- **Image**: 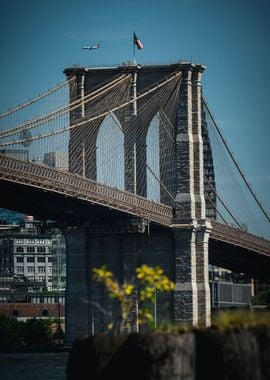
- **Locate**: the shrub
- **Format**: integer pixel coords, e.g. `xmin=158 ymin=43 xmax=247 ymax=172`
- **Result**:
xmin=212 ymin=308 xmax=270 ymax=330
xmin=92 ymin=264 xmax=174 ymax=333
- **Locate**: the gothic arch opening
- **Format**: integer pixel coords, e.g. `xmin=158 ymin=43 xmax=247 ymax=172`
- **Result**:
xmin=96 ymin=113 xmax=124 ymax=189
xmin=146 ymin=113 xmax=160 ymax=202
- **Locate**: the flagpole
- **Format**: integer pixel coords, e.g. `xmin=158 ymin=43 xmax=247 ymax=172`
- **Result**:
xmin=133 ymin=32 xmax=136 ymax=64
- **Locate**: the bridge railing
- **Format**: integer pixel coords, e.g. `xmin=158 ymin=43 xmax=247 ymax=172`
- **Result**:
xmin=211 ymin=221 xmax=270 ymax=256
xmin=1 ymin=154 xmax=270 ymax=256
xmin=0 ymin=154 xmax=173 ymax=226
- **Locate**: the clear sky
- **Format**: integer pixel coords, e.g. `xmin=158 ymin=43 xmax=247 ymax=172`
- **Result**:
xmin=0 ymin=0 xmax=269 ymax=234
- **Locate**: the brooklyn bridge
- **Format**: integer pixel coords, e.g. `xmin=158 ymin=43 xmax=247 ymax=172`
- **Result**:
xmin=0 ymin=61 xmax=269 ymax=342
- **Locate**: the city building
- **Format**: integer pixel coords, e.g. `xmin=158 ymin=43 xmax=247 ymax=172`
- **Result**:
xmin=44 ymin=151 xmax=69 ymax=171
xmin=51 ymin=230 xmax=66 ymax=290
xmin=0 ymin=148 xmax=29 ymax=161
xmin=209 ymin=265 xmax=252 ymax=309
xmin=0 ymin=217 xmax=66 ymax=294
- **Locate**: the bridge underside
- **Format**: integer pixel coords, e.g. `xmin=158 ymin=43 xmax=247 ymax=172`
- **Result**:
xmin=209 ymin=239 xmax=270 ymax=281
xmin=0 ymin=179 xmax=130 ymax=225
xmin=1 ymin=178 xmax=269 ymax=281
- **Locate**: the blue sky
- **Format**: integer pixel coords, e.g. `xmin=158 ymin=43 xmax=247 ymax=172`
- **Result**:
xmin=0 ymin=0 xmax=269 ymax=234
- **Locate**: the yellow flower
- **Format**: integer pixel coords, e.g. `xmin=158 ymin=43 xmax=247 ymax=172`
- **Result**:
xmin=123 ymin=284 xmax=134 ymax=295
xmin=92 ymin=264 xmax=174 ymax=332
xmin=107 ymin=322 xmax=114 ymax=330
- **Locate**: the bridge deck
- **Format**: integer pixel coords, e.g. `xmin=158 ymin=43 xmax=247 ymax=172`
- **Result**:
xmin=0 ymin=154 xmax=173 ymax=226
xmin=0 ymin=154 xmax=269 ymax=259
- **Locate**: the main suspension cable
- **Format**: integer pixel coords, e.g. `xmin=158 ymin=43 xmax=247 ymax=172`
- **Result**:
xmin=202 ymin=98 xmax=270 ymax=224
xmin=0 ymin=77 xmax=75 ymax=120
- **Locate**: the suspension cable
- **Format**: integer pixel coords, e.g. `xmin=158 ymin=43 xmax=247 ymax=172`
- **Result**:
xmin=204 ymin=175 xmax=243 ymax=229
xmin=1 ymin=72 xmax=182 ymax=147
xmin=204 ymin=191 xmax=229 ymax=225
xmin=202 ymin=97 xmax=270 ymax=224
xmin=0 ymin=77 xmax=76 ymax=120
xmin=146 ymin=164 xmax=175 ymax=202
xmin=0 ymin=75 xmax=129 ymax=139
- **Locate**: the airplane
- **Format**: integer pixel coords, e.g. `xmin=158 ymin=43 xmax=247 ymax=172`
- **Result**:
xmin=81 ymin=44 xmax=100 ymax=50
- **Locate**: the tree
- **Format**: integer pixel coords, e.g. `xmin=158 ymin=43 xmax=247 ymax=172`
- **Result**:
xmin=22 ymin=318 xmax=53 ymax=346
xmin=92 ymin=264 xmax=174 ymax=333
xmin=252 ymin=289 xmax=270 ymax=307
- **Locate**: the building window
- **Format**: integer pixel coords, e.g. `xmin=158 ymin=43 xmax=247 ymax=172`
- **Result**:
xmin=17 ymin=267 xmax=24 ymax=273
xmin=48 ymin=257 xmax=52 ymax=263
xmin=38 ymin=276 xmax=46 ymax=282
xmin=42 ymin=309 xmax=49 ymax=317
xmin=27 ymin=256 xmax=35 ymax=263
xmin=12 ymin=309 xmax=19 ymax=317
xmin=27 ymin=266 xmax=35 ymax=273
xmin=27 ymin=246 xmax=35 ymax=253
xmin=47 ymin=267 xmax=52 ymax=272
xmin=37 ymin=257 xmax=45 ymax=263
xmin=38 ymin=266 xmax=46 ymax=273
xmin=25 ymin=239 xmax=35 ymax=244
xmin=16 ymin=257 xmax=24 ymax=263
xmin=37 ymin=247 xmax=46 ymax=253
xmin=16 ymin=247 xmax=24 ymax=253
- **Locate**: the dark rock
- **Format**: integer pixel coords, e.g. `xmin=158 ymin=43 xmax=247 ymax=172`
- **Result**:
xmin=195 ymin=327 xmax=261 ymax=380
xmin=66 ymin=334 xmax=127 ymax=380
xmin=250 ymin=325 xmax=270 ymax=380
xmin=99 ymin=332 xmax=195 ymax=380
xmin=66 ymin=327 xmax=270 ymax=380
xmin=66 ymin=332 xmax=195 ymax=380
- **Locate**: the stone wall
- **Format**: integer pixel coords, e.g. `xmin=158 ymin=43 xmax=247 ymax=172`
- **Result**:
xmin=66 ymin=327 xmax=270 ymax=380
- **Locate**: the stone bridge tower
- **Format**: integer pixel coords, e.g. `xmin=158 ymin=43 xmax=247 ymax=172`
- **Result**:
xmin=63 ymin=62 xmax=211 ymax=343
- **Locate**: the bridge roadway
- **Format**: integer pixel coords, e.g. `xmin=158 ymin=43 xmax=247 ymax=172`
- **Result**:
xmin=0 ymin=153 xmax=270 ymax=279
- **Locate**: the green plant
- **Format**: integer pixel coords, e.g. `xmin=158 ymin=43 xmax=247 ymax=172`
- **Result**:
xmin=0 ymin=314 xmax=24 ymax=348
xmin=92 ymin=264 xmax=174 ymax=332
xmin=0 ymin=315 xmax=57 ymax=348
xmin=21 ymin=318 xmax=53 ymax=346
xmin=212 ymin=308 xmax=270 ymax=331
xmin=252 ymin=289 xmax=270 ymax=306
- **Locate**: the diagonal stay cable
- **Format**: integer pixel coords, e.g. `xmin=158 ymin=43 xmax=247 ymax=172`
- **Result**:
xmin=202 ymin=97 xmax=270 ymax=224
xmin=1 ymin=72 xmax=182 ymax=147
xmin=204 ymin=174 xmax=243 ymax=229
xmin=0 ymin=77 xmax=76 ymax=120
xmin=0 ymin=75 xmax=129 ymax=139
xmin=204 ymin=191 xmax=229 ymax=225
xmin=146 ymin=164 xmax=175 ymax=202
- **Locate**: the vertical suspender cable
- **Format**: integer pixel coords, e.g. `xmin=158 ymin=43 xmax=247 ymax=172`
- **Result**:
xmin=202 ymin=98 xmax=270 ymax=223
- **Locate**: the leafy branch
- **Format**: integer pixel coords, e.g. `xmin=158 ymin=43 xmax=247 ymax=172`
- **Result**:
xmin=92 ymin=264 xmax=174 ymax=333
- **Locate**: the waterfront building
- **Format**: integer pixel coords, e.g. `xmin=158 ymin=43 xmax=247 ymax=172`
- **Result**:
xmin=0 ymin=217 xmax=66 ymax=293
xmin=209 ymin=265 xmax=252 ymax=309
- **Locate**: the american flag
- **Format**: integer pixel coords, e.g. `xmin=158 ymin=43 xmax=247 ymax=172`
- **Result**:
xmin=134 ymin=32 xmax=144 ymax=49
